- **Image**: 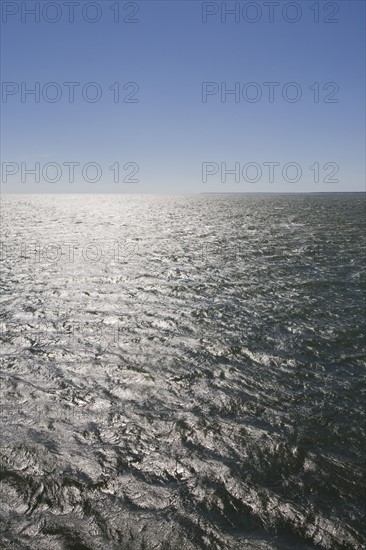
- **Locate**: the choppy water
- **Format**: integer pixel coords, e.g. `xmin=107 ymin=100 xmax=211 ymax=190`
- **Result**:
xmin=0 ymin=194 xmax=365 ymax=550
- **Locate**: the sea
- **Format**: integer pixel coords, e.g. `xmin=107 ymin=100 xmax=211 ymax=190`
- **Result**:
xmin=0 ymin=193 xmax=365 ymax=550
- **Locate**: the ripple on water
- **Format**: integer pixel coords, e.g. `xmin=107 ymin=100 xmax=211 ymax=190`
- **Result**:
xmin=0 ymin=194 xmax=365 ymax=549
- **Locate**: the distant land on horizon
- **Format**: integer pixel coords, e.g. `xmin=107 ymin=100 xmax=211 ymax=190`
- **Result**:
xmin=200 ymin=191 xmax=366 ymax=195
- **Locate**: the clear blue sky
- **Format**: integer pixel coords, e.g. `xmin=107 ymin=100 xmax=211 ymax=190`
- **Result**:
xmin=1 ymin=0 xmax=365 ymax=193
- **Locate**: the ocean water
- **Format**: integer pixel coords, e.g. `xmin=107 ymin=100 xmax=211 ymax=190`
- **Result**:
xmin=0 ymin=193 xmax=365 ymax=550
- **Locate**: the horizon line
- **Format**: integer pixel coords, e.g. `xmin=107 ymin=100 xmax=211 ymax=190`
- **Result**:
xmin=1 ymin=191 xmax=365 ymax=196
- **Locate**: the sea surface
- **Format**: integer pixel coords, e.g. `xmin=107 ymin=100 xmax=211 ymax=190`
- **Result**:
xmin=0 ymin=193 xmax=365 ymax=550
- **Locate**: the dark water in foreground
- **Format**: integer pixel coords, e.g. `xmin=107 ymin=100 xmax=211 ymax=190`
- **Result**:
xmin=0 ymin=194 xmax=365 ymax=550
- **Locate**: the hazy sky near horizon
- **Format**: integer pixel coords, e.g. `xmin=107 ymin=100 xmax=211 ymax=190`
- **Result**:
xmin=1 ymin=0 xmax=365 ymax=193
